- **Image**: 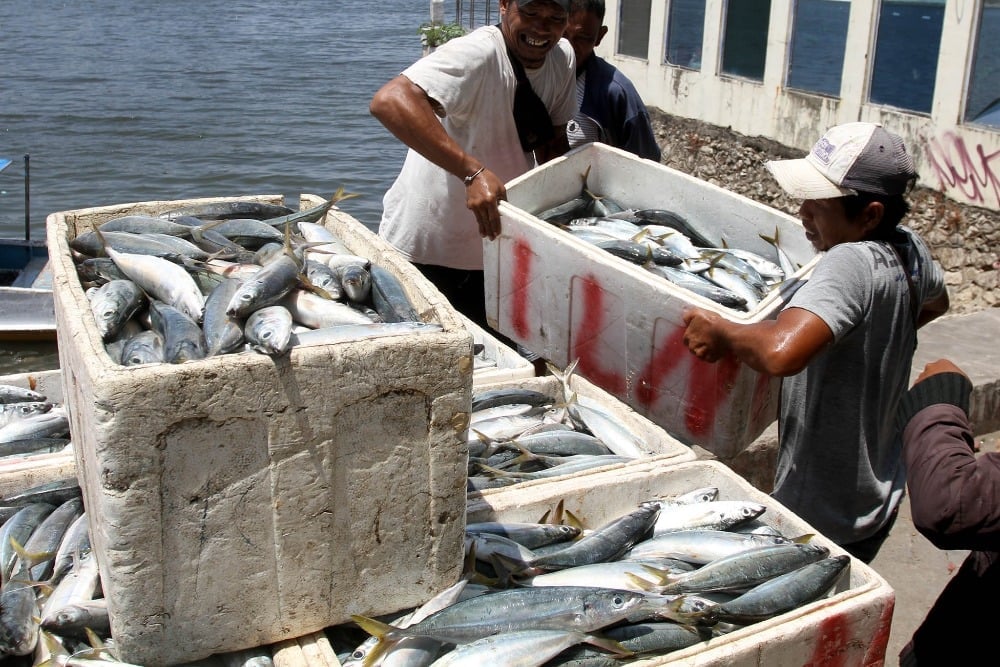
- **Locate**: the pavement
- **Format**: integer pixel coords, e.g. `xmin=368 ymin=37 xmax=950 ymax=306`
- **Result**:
xmin=721 ymin=307 xmax=1000 ymax=665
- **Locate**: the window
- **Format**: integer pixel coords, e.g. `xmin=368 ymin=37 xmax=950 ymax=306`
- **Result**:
xmin=786 ymin=0 xmax=850 ymax=96
xmin=720 ymin=0 xmax=772 ymax=80
xmin=869 ymin=0 xmax=945 ymax=114
xmin=618 ymin=0 xmax=653 ymax=59
xmin=665 ymin=0 xmax=706 ymax=70
xmin=965 ymin=1 xmax=1000 ymax=128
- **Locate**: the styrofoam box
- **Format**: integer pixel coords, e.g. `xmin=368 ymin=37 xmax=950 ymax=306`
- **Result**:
xmin=466 ymin=459 xmax=895 ymax=666
xmin=468 ymin=373 xmax=696 ymax=500
xmin=485 ymin=143 xmax=820 ymax=459
xmin=461 ymin=315 xmax=536 ymax=388
xmin=0 ymin=369 xmax=76 ymax=498
xmin=46 ymin=194 xmax=473 ymax=666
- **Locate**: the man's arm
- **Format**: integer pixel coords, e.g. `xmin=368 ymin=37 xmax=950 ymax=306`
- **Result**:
xmin=682 ymin=306 xmax=834 ymax=376
xmin=370 ymin=74 xmax=505 ymax=240
xmin=917 ymin=289 xmax=949 ymax=329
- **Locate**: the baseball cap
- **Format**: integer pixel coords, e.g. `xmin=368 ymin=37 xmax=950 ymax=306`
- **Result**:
xmin=517 ymin=0 xmax=572 ymax=10
xmin=765 ymin=122 xmax=917 ymax=199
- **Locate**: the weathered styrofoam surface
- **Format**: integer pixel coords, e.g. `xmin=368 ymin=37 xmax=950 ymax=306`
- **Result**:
xmin=461 ymin=315 xmax=535 ymax=388
xmin=484 ymin=143 xmax=820 ymax=458
xmin=467 ymin=459 xmax=894 ymax=666
xmin=468 ymin=374 xmax=695 ymax=500
xmin=0 ymin=369 xmax=75 ymax=498
xmin=47 ymin=195 xmax=473 ymax=667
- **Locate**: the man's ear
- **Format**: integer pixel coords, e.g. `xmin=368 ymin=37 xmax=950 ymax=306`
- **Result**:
xmin=860 ymin=201 xmax=885 ymax=235
xmin=595 ymin=25 xmax=609 ymax=48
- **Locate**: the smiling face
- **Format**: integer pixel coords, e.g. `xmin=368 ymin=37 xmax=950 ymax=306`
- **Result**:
xmin=500 ymin=0 xmax=570 ymax=69
xmin=564 ymin=8 xmax=607 ymax=70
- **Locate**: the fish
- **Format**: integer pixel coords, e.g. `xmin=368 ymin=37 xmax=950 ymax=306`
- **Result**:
xmin=615 ymin=208 xmax=722 ymax=249
xmin=471 ymin=388 xmax=553 ymax=412
xmin=623 ymin=529 xmax=793 ymax=565
xmin=759 ymin=226 xmax=799 ymax=279
xmin=160 ymin=200 xmax=295 ymax=222
xmin=0 ymin=385 xmax=46 ymax=404
xmin=1 ymin=479 xmax=81 ymax=507
xmin=0 ymin=502 xmax=55 ymax=581
xmin=70 ymin=230 xmax=191 ymax=259
xmin=290 ymin=322 xmax=443 ymax=348
xmin=508 ymin=504 xmax=660 ymax=575
xmin=710 ymin=555 xmax=850 ymax=624
xmin=226 ymin=252 xmax=301 ymax=318
xmin=0 ymin=401 xmax=52 ymax=429
xmin=120 ymin=329 xmax=165 ymax=366
xmin=260 ymin=188 xmax=357 ymax=231
xmin=40 ymin=598 xmax=110 ymax=639
xmin=280 ymin=290 xmax=376 ymax=329
xmin=196 ymin=218 xmax=286 ymax=250
xmin=644 ymin=264 xmax=748 ymax=310
xmin=351 ymin=586 xmax=648 ymax=659
xmin=100 ymin=237 xmax=205 ymax=324
xmin=652 ymin=500 xmax=767 ymax=535
xmin=15 ymin=496 xmax=84 ymax=582
xmin=39 ymin=548 xmax=101 ymax=629
xmin=0 ymin=407 xmax=70 ymax=444
xmin=337 ymin=263 xmax=372 ymax=303
xmin=202 ymin=278 xmax=247 ymax=357
xmin=0 ymin=577 xmax=39 ymax=656
xmin=148 ymin=299 xmax=207 ymax=363
xmin=50 ymin=512 xmax=91 ymax=585
xmin=98 ymin=214 xmax=196 ymax=236
xmin=428 ymin=629 xmax=628 ymax=667
xmin=657 ymin=542 xmax=830 ymax=595
xmin=87 ymin=279 xmax=147 ymax=341
xmin=465 ymin=522 xmax=581 ymax=551
xmin=245 ymin=305 xmax=294 ymax=356
xmin=0 ymin=437 xmax=71 ymax=460
xmin=369 ymin=265 xmax=420 ymax=323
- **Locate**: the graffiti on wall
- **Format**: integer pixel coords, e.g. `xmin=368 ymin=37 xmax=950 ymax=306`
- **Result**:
xmin=924 ymin=132 xmax=1000 ymax=209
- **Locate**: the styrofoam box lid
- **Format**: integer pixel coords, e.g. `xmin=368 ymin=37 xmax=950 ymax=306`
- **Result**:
xmin=468 ymin=374 xmax=696 ymax=500
xmin=467 ymin=459 xmax=894 ymax=666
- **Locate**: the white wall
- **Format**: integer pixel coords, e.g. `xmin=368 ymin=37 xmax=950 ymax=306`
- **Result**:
xmin=599 ymin=0 xmax=1000 ymax=211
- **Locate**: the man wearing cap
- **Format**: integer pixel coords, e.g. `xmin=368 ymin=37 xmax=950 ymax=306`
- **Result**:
xmin=682 ymin=122 xmax=950 ymax=563
xmin=370 ymin=0 xmax=575 ymax=333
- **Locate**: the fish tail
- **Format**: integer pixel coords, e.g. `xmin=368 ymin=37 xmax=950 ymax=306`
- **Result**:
xmin=583 ymin=634 xmax=634 ymax=658
xmin=350 ymin=615 xmax=400 ymax=666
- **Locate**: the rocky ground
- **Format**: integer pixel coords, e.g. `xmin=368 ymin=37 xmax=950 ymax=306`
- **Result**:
xmin=647 ymin=109 xmax=1000 ymax=314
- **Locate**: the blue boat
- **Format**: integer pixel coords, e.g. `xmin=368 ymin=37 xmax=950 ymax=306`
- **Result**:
xmin=0 ymin=156 xmax=55 ymax=341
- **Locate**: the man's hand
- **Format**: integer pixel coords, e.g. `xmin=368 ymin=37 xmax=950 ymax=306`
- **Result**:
xmin=682 ymin=307 xmax=728 ymax=362
xmin=465 ymin=168 xmax=506 ymax=241
xmin=915 ymin=359 xmax=969 ymax=384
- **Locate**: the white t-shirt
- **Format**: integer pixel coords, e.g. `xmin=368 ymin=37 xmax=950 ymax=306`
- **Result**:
xmin=378 ymin=26 xmax=576 ymax=270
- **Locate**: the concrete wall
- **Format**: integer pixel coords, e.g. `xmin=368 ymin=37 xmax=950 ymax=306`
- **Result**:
xmin=600 ymin=0 xmax=1000 ymax=212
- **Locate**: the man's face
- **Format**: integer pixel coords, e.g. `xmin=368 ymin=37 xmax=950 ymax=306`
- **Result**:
xmin=501 ymin=0 xmax=570 ymax=69
xmin=798 ymin=197 xmax=871 ymax=252
xmin=564 ymin=9 xmax=607 ymax=69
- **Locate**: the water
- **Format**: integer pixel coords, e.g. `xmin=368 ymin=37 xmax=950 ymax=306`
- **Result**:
xmin=1 ymin=0 xmax=428 ymax=374
xmin=0 ymin=0 xmax=428 ymax=238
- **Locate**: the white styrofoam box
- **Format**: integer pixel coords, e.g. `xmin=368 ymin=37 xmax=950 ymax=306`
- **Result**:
xmin=468 ymin=373 xmax=696 ymax=500
xmin=466 ymin=459 xmax=894 ymax=666
xmin=47 ymin=195 xmax=473 ymax=666
xmin=0 ymin=369 xmax=75 ymax=498
xmin=484 ymin=143 xmax=820 ymax=458
xmin=461 ymin=315 xmax=536 ymax=388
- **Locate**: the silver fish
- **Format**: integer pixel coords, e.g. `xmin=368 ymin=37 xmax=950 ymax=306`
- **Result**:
xmin=203 ymin=278 xmax=247 ymax=357
xmin=0 ymin=385 xmax=46 ymax=404
xmin=0 ymin=401 xmax=52 ymax=429
xmin=226 ymin=253 xmax=301 ymax=318
xmin=429 ymin=629 xmax=622 ymax=667
xmin=337 ymin=263 xmax=372 ymax=304
xmin=121 ymin=329 xmax=165 ymax=366
xmin=40 ymin=598 xmax=110 ymax=638
xmin=88 ymin=279 xmax=146 ymax=341
xmin=652 ymin=500 xmax=767 ymax=535
xmin=149 ymin=300 xmax=206 ymax=363
xmin=280 ymin=289 xmax=374 ymax=328
xmin=658 ymin=542 xmax=830 ymax=595
xmin=0 ymin=407 xmax=70 ymax=444
xmin=0 ymin=502 xmax=55 ymax=581
xmin=245 ymin=305 xmax=294 ymax=356
xmin=370 ymin=265 xmax=420 ymax=323
xmin=103 ymin=243 xmax=205 ymax=324
xmin=624 ymin=529 xmax=792 ymax=565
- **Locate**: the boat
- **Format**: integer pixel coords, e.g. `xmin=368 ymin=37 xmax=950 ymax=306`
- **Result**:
xmin=0 ymin=156 xmax=55 ymax=341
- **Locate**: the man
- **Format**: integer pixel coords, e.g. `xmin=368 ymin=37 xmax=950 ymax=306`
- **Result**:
xmin=370 ymin=0 xmax=576 ymax=331
xmin=682 ymin=122 xmax=949 ymax=562
xmin=563 ymin=0 xmax=661 ymax=161
xmin=897 ymin=359 xmax=999 ymax=665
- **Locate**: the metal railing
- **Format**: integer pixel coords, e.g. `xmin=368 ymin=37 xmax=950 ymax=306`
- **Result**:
xmin=431 ymin=0 xmax=494 ymax=32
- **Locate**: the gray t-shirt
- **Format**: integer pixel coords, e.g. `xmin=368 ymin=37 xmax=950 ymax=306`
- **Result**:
xmin=772 ymin=226 xmax=946 ymax=545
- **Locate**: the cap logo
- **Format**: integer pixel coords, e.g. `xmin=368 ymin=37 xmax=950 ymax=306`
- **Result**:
xmin=813 ymin=137 xmax=836 ymax=165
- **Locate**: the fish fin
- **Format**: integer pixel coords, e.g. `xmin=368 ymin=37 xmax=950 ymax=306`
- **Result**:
xmin=8 ymin=537 xmax=55 ymax=580
xmin=580 ymin=164 xmax=593 ymax=192
xmin=624 ymin=572 xmax=661 ymax=592
xmin=792 ymin=533 xmax=817 ymax=543
xmin=564 ymin=508 xmax=585 ymax=531
xmin=638 ymin=563 xmax=673 ymax=584
xmin=350 ymin=615 xmax=401 ymax=667
xmin=582 ymin=634 xmax=635 ymax=658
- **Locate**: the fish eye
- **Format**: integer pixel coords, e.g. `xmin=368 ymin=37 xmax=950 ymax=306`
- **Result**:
xmin=613 ymin=594 xmax=625 ymax=605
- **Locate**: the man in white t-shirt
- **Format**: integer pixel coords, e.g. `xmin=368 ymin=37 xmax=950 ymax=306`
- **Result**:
xmin=370 ymin=0 xmax=576 ymax=332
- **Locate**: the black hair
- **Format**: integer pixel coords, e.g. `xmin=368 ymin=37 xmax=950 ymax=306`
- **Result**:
xmin=570 ymin=0 xmax=605 ymax=19
xmin=840 ymin=191 xmax=911 ymax=241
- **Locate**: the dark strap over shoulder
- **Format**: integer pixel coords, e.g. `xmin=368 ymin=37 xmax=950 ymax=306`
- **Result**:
xmin=496 ymin=24 xmax=555 ymax=152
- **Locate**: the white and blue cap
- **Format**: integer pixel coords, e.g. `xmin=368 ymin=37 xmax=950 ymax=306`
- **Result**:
xmin=765 ymin=122 xmax=917 ymax=199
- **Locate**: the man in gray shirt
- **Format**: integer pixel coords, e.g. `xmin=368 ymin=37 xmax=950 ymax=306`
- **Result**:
xmin=682 ymin=122 xmax=950 ymax=562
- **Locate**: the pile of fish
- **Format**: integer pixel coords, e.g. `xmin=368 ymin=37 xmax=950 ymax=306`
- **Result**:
xmin=466 ymin=364 xmax=659 ymax=492
xmin=0 ymin=384 xmax=70 ymax=456
xmin=533 ymin=174 xmax=798 ymax=312
xmin=331 ymin=487 xmax=850 ymax=666
xmin=71 ymin=192 xmax=440 ymax=366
